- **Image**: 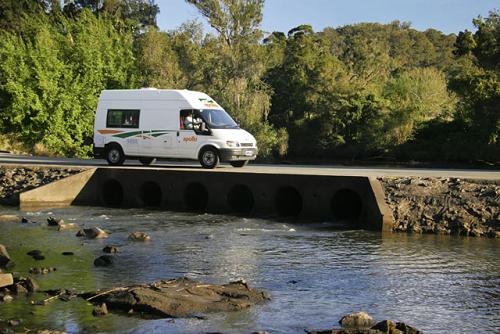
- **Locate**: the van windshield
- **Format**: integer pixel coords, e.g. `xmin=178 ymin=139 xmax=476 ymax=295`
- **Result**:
xmin=199 ymin=109 xmax=239 ymax=129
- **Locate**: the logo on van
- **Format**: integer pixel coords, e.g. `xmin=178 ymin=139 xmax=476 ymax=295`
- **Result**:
xmin=183 ymin=135 xmax=197 ymax=143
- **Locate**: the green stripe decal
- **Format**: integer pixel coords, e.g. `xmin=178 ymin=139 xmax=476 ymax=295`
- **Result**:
xmin=113 ymin=131 xmax=143 ymax=138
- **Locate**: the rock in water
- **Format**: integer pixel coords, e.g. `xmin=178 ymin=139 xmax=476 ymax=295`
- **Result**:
xmin=27 ymin=250 xmax=42 ymax=256
xmin=83 ymin=277 xmax=270 ymax=318
xmin=371 ymin=320 xmax=398 ymax=332
xmin=102 ymin=246 xmax=118 ymax=253
xmin=339 ymin=312 xmax=376 ymax=328
xmin=128 ymin=232 xmax=151 ymax=241
xmin=58 ymin=223 xmax=78 ymax=231
xmin=0 ymin=244 xmax=12 ymax=268
xmin=0 ymin=273 xmax=13 ymax=288
xmin=47 ymin=217 xmax=64 ymax=226
xmin=94 ymin=255 xmax=114 ymax=267
xmin=92 ymin=303 xmax=108 ymax=316
xmin=395 ymin=322 xmax=423 ymax=334
xmin=76 ymin=227 xmax=109 ymax=239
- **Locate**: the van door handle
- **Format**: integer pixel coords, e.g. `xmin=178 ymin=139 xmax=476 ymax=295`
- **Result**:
xmin=177 ymin=131 xmax=179 ymax=136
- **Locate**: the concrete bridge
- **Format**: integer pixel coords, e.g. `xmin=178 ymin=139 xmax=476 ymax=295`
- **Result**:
xmin=19 ymin=167 xmax=393 ymax=231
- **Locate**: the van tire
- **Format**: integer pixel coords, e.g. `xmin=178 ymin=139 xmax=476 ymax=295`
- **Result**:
xmin=139 ymin=157 xmax=156 ymax=166
xmin=105 ymin=144 xmax=125 ymax=166
xmin=230 ymin=160 xmax=248 ymax=168
xmin=199 ymin=147 xmax=219 ymax=169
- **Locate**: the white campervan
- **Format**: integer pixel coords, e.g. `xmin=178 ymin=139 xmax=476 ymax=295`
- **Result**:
xmin=93 ymin=88 xmax=258 ymax=168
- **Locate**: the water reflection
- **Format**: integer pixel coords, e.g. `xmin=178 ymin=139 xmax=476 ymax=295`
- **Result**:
xmin=0 ymin=206 xmax=498 ymax=333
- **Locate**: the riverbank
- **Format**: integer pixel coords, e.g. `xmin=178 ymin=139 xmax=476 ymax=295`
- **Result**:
xmin=0 ymin=166 xmax=83 ymax=205
xmin=379 ymin=177 xmax=499 ymax=237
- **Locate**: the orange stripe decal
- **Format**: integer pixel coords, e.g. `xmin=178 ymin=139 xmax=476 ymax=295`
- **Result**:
xmin=98 ymin=129 xmax=123 ymax=134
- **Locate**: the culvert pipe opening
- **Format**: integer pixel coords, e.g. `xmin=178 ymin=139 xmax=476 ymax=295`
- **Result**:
xmin=331 ymin=188 xmax=363 ymax=221
xmin=275 ymin=186 xmax=302 ymax=217
xmin=184 ymin=182 xmax=209 ymax=211
xmin=102 ymin=179 xmax=124 ymax=206
xmin=227 ymin=184 xmax=254 ymax=213
xmin=140 ymin=181 xmax=162 ymax=207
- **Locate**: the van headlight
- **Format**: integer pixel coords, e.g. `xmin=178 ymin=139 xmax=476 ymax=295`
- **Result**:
xmin=226 ymin=141 xmax=240 ymax=147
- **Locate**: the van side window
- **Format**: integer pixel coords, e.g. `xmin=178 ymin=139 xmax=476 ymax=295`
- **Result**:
xmin=106 ymin=109 xmax=140 ymax=128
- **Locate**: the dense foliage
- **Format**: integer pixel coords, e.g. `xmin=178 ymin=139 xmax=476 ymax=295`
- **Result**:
xmin=0 ymin=0 xmax=498 ymax=163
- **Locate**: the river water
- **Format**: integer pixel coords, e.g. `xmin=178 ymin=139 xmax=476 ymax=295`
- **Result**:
xmin=0 ymin=205 xmax=498 ymax=334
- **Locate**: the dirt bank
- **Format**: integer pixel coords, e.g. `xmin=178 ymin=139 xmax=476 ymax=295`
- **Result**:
xmin=380 ymin=177 xmax=499 ymax=237
xmin=0 ymin=166 xmax=83 ymax=205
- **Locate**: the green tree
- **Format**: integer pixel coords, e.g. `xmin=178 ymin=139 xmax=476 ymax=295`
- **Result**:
xmin=451 ymin=10 xmax=499 ymax=157
xmin=0 ymin=10 xmax=136 ymax=156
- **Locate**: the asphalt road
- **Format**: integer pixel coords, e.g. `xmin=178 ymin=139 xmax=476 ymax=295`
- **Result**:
xmin=0 ymin=153 xmax=499 ymax=179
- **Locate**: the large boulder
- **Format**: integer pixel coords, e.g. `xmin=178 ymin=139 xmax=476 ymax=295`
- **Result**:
xmin=83 ymin=277 xmax=270 ymax=318
xmin=339 ymin=312 xmax=376 ymax=328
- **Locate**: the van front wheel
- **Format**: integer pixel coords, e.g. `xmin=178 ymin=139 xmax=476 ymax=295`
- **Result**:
xmin=106 ymin=145 xmax=125 ymax=166
xmin=199 ymin=147 xmax=219 ymax=169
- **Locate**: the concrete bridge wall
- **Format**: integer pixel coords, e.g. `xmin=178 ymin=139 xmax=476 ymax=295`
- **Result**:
xmin=20 ymin=168 xmax=393 ymax=231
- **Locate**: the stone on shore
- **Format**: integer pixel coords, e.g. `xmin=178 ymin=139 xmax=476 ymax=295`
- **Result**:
xmin=339 ymin=312 xmax=376 ymax=328
xmin=76 ymin=227 xmax=108 ymax=239
xmin=128 ymin=232 xmax=151 ymax=241
xmin=82 ymin=277 xmax=270 ymax=318
xmin=0 ymin=273 xmax=13 ymax=288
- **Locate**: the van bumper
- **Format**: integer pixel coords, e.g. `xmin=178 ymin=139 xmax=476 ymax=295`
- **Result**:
xmin=219 ymin=148 xmax=258 ymax=162
xmin=93 ymin=146 xmax=105 ymax=158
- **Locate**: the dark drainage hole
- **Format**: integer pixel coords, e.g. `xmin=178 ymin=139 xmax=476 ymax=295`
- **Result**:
xmin=275 ymin=186 xmax=302 ymax=217
xmin=184 ymin=182 xmax=208 ymax=211
xmin=102 ymin=179 xmax=123 ymax=206
xmin=140 ymin=181 xmax=162 ymax=207
xmin=227 ymin=184 xmax=254 ymax=213
xmin=331 ymin=188 xmax=362 ymax=220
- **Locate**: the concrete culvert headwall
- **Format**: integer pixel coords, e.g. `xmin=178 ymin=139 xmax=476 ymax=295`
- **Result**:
xmin=275 ymin=186 xmax=302 ymax=217
xmin=227 ymin=184 xmax=254 ymax=213
xmin=140 ymin=181 xmax=162 ymax=207
xmin=102 ymin=179 xmax=124 ymax=206
xmin=184 ymin=182 xmax=209 ymax=211
xmin=21 ymin=168 xmax=393 ymax=230
xmin=331 ymin=188 xmax=363 ymax=221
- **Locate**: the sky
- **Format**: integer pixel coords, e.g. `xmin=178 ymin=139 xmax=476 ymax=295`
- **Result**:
xmin=155 ymin=0 xmax=498 ymax=35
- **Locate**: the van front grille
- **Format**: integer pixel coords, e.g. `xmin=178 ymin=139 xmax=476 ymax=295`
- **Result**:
xmin=240 ymin=143 xmax=253 ymax=147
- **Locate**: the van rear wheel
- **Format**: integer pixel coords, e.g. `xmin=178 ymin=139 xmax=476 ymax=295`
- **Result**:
xmin=230 ymin=161 xmax=248 ymax=168
xmin=199 ymin=147 xmax=219 ymax=169
xmin=139 ymin=157 xmax=156 ymax=166
xmin=106 ymin=145 xmax=125 ymax=166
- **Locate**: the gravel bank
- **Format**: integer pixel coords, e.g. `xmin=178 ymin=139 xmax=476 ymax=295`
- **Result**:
xmin=380 ymin=177 xmax=499 ymax=237
xmin=0 ymin=166 xmax=83 ymax=205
